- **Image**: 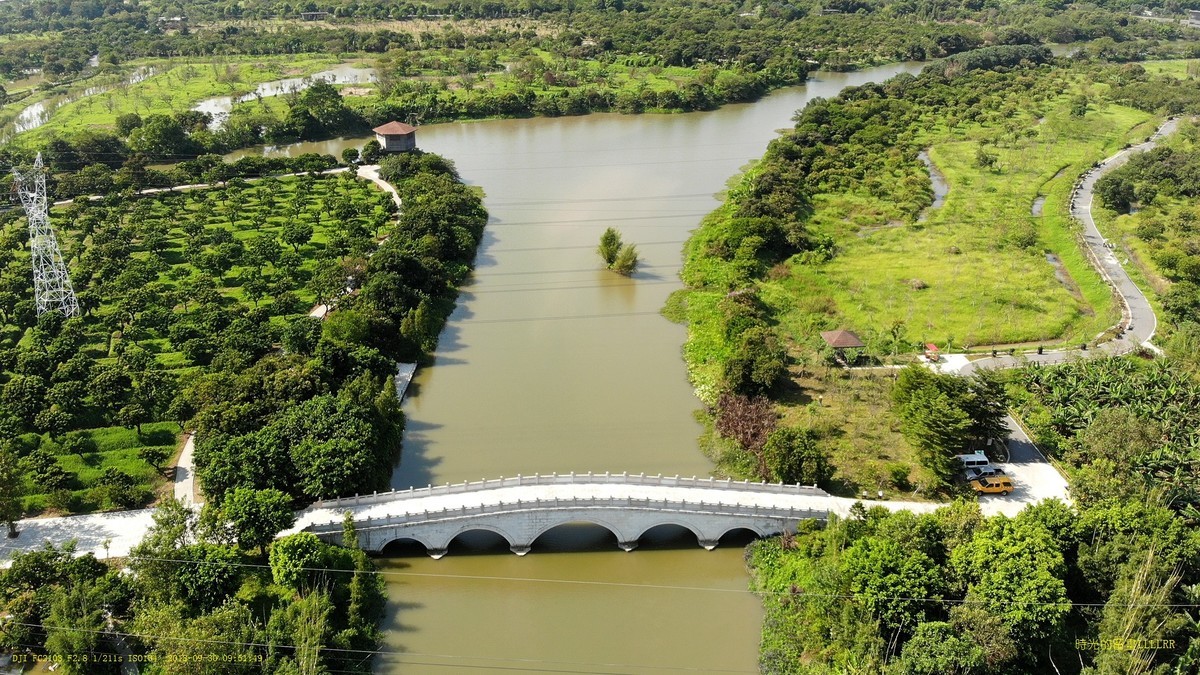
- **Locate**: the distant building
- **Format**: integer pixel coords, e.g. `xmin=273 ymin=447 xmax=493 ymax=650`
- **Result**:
xmin=372 ymin=121 xmax=418 ymax=153
xmin=1189 ymin=9 xmax=1200 ymax=22
xmin=301 ymin=11 xmax=330 ymax=20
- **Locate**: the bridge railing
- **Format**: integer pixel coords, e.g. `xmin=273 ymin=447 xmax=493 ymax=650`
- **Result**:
xmin=303 ymin=471 xmax=827 ymax=512
xmin=305 ymin=496 xmax=830 ymax=534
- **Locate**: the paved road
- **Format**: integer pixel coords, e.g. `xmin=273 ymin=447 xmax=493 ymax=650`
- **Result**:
xmin=172 ymin=433 xmax=200 ymax=506
xmin=989 ymin=415 xmax=1070 ymax=509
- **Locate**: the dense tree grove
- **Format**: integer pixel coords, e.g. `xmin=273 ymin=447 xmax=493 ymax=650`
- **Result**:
xmin=0 ymin=501 xmax=387 ymax=673
xmin=1 ymin=0 xmax=1195 ymax=163
xmin=0 ymin=0 xmax=1189 ymax=81
xmin=751 ymin=495 xmax=1200 ymax=674
xmin=0 ymin=149 xmax=485 ymax=513
xmin=892 ymin=365 xmax=1008 ymax=484
xmin=1013 ymin=357 xmax=1200 ymax=514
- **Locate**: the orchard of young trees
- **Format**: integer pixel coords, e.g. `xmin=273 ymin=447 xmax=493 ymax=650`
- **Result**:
xmin=0 ymin=148 xmax=487 ymax=518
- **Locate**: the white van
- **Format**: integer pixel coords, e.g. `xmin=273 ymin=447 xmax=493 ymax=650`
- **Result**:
xmin=956 ymin=452 xmax=990 ymax=469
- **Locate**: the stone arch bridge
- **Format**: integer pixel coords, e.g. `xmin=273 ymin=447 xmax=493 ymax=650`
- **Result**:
xmin=292 ymin=473 xmax=854 ymax=558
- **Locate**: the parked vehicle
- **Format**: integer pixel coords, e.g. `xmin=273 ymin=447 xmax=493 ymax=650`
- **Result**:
xmin=962 ymin=465 xmax=1006 ymax=482
xmin=970 ymin=476 xmax=1014 ymax=495
xmin=955 ymin=452 xmax=991 ymax=469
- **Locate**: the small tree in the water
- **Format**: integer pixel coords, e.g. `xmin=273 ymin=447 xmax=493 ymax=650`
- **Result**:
xmin=598 ymin=227 xmax=622 ymax=265
xmin=611 ymin=244 xmax=639 ymax=276
xmin=598 ymin=228 xmax=639 ymax=276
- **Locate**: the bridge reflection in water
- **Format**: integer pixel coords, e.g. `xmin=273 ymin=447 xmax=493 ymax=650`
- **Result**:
xmin=293 ymin=472 xmax=832 ymax=558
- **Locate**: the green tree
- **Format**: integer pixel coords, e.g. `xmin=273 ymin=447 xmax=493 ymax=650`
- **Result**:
xmin=899 ymin=387 xmax=972 ymax=481
xmin=723 ymin=326 xmax=786 ymax=395
xmin=222 ymin=487 xmax=296 ymax=552
xmin=116 ymin=402 xmax=148 ymax=434
xmin=598 ymin=227 xmax=623 ymax=265
xmin=762 ymin=426 xmax=831 ymax=485
xmin=974 ymin=144 xmax=997 ymax=169
xmin=138 ymin=445 xmax=169 ymax=470
xmin=842 ymin=535 xmax=944 ymax=632
xmin=44 ymin=580 xmax=107 ymax=675
xmin=611 ymin=243 xmax=639 ymax=275
xmin=0 ymin=446 xmax=23 ymax=537
xmin=950 ymin=515 xmax=1068 ymax=644
xmin=281 ymin=219 xmax=314 ymax=252
xmin=895 ymin=621 xmax=985 ymax=675
xmin=269 ymin=532 xmax=326 ymax=591
xmin=97 ymin=467 xmax=140 ymax=508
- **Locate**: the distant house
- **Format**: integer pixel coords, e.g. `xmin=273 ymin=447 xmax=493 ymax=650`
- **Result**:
xmin=1190 ymin=9 xmax=1200 ymax=22
xmin=372 ymin=121 xmax=417 ymax=153
xmin=301 ymin=11 xmax=330 ymax=20
xmin=157 ymin=15 xmax=187 ymax=29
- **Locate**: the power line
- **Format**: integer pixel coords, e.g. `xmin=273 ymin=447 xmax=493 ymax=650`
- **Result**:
xmin=108 ymin=555 xmax=1200 ymax=609
xmin=2 ymin=619 xmax=757 ymax=674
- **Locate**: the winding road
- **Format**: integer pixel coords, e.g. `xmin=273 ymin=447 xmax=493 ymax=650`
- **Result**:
xmin=0 ymin=119 xmax=1179 ymax=566
xmin=949 ymin=116 xmax=1177 ymax=375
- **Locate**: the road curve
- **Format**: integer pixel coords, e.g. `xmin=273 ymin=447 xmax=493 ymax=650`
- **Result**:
xmin=957 ymin=116 xmax=1179 ymax=375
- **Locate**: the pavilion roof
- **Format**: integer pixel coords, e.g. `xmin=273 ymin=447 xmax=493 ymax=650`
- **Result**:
xmin=820 ymin=329 xmax=865 ymax=349
xmin=372 ymin=121 xmax=417 ymax=135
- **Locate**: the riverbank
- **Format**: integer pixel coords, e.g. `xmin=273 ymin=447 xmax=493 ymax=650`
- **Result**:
xmin=668 ymin=54 xmax=1163 ymax=498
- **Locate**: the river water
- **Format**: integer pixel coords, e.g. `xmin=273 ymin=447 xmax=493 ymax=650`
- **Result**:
xmin=232 ymin=62 xmax=924 ymax=674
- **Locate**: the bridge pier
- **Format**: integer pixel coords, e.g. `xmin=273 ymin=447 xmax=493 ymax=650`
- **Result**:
xmin=428 ymin=548 xmax=448 ymax=560
xmin=699 ymin=539 xmax=718 ymax=551
xmin=617 ymin=541 xmax=638 ymax=552
xmin=510 ymin=545 xmax=531 ymax=556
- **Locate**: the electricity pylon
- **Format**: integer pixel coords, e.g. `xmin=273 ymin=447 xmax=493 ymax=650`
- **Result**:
xmin=13 ymin=153 xmax=79 ymax=317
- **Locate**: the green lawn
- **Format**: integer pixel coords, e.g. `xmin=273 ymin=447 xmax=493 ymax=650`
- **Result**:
xmin=17 ymin=422 xmax=180 ymax=514
xmin=1139 ymin=58 xmax=1199 ymax=79
xmin=770 ymin=95 xmax=1151 ymax=352
xmin=9 ymin=54 xmax=354 ymax=144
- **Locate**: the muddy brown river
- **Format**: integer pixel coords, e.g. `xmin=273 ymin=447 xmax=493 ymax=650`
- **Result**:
xmin=232 ymin=62 xmax=925 ymax=674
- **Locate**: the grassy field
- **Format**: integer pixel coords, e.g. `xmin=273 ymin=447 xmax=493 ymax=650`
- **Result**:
xmin=15 ymin=422 xmax=179 ymax=514
xmin=671 ymin=64 xmax=1158 ymax=496
xmin=5 ymin=54 xmax=357 ymax=143
xmin=1139 ymin=58 xmax=1199 ymax=79
xmin=771 ymin=96 xmax=1150 ymax=353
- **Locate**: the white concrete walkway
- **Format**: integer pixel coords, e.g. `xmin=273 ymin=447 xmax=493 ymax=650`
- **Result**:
xmin=173 ymin=433 xmax=200 ymax=506
xmin=357 ymin=164 xmax=402 ymax=208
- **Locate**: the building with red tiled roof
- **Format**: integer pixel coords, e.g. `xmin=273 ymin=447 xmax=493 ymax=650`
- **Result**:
xmin=372 ymin=121 xmax=417 ymax=153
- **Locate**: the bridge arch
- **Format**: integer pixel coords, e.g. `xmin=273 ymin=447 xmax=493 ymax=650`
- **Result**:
xmin=378 ymin=534 xmax=436 ymax=556
xmin=633 ymin=521 xmax=706 ymax=547
xmin=440 ymin=524 xmax=518 ymax=553
xmin=528 ymin=517 xmax=629 ymax=553
xmin=717 ymin=526 xmax=767 ymax=547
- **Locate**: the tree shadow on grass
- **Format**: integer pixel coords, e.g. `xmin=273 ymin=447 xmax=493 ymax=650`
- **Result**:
xmin=140 ymin=429 xmax=176 ymax=446
xmin=773 ymin=376 xmax=814 ymax=406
